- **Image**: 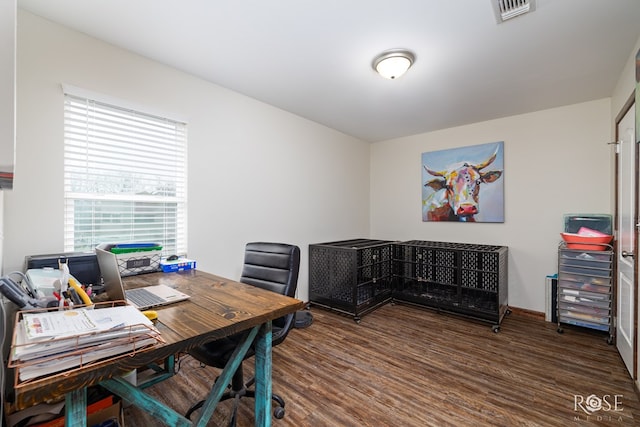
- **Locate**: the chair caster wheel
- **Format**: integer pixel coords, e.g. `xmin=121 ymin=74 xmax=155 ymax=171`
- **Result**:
xmin=274 ymin=406 xmax=285 ymax=419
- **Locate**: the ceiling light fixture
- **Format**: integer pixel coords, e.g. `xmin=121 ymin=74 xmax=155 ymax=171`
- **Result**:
xmin=372 ymin=49 xmax=415 ymax=80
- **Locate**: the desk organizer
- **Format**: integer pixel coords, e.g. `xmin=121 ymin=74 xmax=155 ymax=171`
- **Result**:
xmin=97 ymin=243 xmax=162 ymax=276
xmin=9 ymin=301 xmax=164 ymax=388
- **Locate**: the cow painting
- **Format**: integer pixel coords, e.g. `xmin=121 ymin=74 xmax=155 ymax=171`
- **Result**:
xmin=422 ymin=142 xmax=504 ymax=222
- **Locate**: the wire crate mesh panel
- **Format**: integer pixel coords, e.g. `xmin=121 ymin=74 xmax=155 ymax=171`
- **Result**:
xmin=309 ymin=239 xmax=395 ymax=318
xmin=460 ymin=288 xmax=498 ymax=316
xmin=393 ymin=278 xmax=458 ymax=308
xmin=393 ymin=241 xmax=508 ymax=325
xmin=326 ymin=254 xmax=357 ymax=304
xmin=358 ymin=244 xmax=392 ymax=283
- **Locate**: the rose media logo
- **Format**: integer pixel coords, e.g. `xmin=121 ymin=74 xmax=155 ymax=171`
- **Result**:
xmin=574 ymin=394 xmax=623 ymax=422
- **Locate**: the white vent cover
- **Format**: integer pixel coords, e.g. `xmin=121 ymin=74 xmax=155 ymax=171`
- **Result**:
xmin=492 ymin=0 xmax=536 ymax=23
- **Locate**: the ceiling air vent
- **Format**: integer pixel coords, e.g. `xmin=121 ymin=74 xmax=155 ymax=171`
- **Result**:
xmin=492 ymin=0 xmax=536 ymax=23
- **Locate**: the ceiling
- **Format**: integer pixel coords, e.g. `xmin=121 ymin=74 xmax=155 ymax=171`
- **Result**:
xmin=18 ymin=0 xmax=640 ymax=142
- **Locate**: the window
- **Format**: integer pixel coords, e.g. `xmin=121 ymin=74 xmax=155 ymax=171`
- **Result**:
xmin=63 ymin=91 xmax=187 ymax=255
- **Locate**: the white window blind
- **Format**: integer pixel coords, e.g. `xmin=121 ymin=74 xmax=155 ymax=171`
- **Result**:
xmin=63 ymin=93 xmax=187 ymax=255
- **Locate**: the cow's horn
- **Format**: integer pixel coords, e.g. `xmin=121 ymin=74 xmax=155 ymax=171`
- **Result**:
xmin=475 ymin=149 xmax=498 ymax=170
xmin=423 ymin=165 xmax=445 ymax=177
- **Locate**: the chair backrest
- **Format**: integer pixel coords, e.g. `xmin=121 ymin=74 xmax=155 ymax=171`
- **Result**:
xmin=240 ymin=242 xmax=300 ymax=297
xmin=240 ymin=242 xmax=300 ymax=343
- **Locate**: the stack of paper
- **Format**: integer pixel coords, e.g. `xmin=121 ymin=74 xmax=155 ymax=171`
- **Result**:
xmin=11 ymin=305 xmax=162 ymax=382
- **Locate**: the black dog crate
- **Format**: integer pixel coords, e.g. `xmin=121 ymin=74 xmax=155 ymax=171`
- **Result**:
xmin=309 ymin=239 xmax=395 ymax=322
xmin=393 ymin=240 xmax=509 ymax=331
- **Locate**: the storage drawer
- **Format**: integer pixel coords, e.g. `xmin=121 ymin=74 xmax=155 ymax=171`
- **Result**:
xmin=559 ymin=310 xmax=609 ymax=325
xmin=559 ymin=257 xmax=611 ymax=269
xmin=558 ymin=279 xmax=610 ymax=294
xmin=559 ymin=288 xmax=610 ymax=309
xmin=558 ymin=273 xmax=610 ymax=286
xmin=559 ymin=294 xmax=610 ymax=309
xmin=558 ymin=302 xmax=609 ymax=317
xmin=559 ymin=265 xmax=611 ymax=278
xmin=559 ymin=250 xmax=612 ymax=263
xmin=559 ymin=317 xmax=610 ymax=332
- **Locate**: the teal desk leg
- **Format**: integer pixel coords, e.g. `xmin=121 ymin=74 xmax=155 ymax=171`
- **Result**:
xmin=254 ymin=321 xmax=272 ymax=427
xmin=99 ymin=325 xmax=268 ymax=427
xmin=194 ymin=325 xmax=260 ymax=427
xmin=137 ymin=354 xmax=176 ymax=389
xmin=102 ymin=377 xmax=191 ymax=427
xmin=65 ymin=388 xmax=86 ymax=427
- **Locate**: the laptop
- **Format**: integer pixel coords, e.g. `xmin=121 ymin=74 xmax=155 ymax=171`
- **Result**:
xmin=95 ymin=247 xmax=190 ymax=310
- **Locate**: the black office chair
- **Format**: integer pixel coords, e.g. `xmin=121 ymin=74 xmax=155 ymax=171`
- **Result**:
xmin=185 ymin=242 xmax=300 ymax=425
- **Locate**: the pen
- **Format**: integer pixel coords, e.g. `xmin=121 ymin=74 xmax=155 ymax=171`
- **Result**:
xmin=68 ymin=288 xmax=83 ymax=305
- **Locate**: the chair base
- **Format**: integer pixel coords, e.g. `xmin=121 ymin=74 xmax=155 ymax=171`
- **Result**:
xmin=185 ymin=380 xmax=286 ymax=426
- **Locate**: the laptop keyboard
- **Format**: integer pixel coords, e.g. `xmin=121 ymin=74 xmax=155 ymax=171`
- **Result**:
xmin=126 ymin=288 xmax=166 ymax=308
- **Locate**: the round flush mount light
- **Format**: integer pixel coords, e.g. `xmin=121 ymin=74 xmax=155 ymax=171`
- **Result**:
xmin=372 ymin=49 xmax=415 ymax=80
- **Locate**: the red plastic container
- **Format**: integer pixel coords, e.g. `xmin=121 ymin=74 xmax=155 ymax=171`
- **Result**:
xmin=560 ymin=232 xmax=613 ymax=251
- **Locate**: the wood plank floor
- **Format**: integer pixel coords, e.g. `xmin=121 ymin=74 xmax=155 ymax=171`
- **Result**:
xmin=124 ymin=304 xmax=640 ymax=426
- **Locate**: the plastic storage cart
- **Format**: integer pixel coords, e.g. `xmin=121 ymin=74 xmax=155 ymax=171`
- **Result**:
xmin=393 ymin=240 xmax=509 ymax=332
xmin=556 ymin=242 xmax=614 ymax=343
xmin=309 ymin=239 xmax=395 ymax=323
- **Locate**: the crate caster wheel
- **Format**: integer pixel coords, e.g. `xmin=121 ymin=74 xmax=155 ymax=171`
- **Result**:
xmin=354 ymin=316 xmax=361 ymax=324
xmin=492 ymin=325 xmax=500 ymax=333
xmin=506 ymin=308 xmax=512 ymax=315
xmin=557 ymin=327 xmax=563 ymax=334
xmin=607 ymin=336 xmax=614 ymax=345
xmin=274 ymin=406 xmax=285 ymax=419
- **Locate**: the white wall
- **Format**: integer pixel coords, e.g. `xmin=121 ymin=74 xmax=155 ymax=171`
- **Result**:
xmin=0 ymin=0 xmax=15 ymax=182
xmin=7 ymin=10 xmax=371 ymax=301
xmin=0 ymin=0 xmax=15 ymax=273
xmin=370 ymin=99 xmax=612 ymax=312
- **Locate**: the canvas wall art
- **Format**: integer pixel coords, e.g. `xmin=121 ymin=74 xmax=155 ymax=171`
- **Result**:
xmin=422 ymin=141 xmax=504 ymax=223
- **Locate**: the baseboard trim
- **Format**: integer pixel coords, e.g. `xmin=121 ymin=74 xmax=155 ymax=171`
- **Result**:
xmin=509 ymin=306 xmax=545 ymax=320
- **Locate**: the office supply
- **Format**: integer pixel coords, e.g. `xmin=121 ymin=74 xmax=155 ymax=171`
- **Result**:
xmin=25 ymin=268 xmax=63 ymax=297
xmin=24 ymin=252 xmax=101 ymax=288
xmin=0 ymin=274 xmax=39 ymax=309
xmin=141 ymin=310 xmax=158 ymax=322
xmin=160 ymin=257 xmax=196 ymax=273
xmin=96 ymin=247 xmax=190 ymax=309
xmin=109 ymin=243 xmax=163 ymax=254
xmin=10 ymin=304 xmax=162 ymax=381
xmin=68 ymin=277 xmax=92 ymax=305
xmin=186 ymin=242 xmax=300 ymax=422
xmin=96 ymin=243 xmax=162 ymax=276
xmin=7 ymin=269 xmax=305 ymax=427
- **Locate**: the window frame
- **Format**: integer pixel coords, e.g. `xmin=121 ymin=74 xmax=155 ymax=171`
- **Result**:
xmin=62 ymin=86 xmax=187 ymax=255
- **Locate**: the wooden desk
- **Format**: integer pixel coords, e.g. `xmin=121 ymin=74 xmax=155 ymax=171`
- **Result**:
xmin=9 ymin=269 xmax=304 ymax=426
